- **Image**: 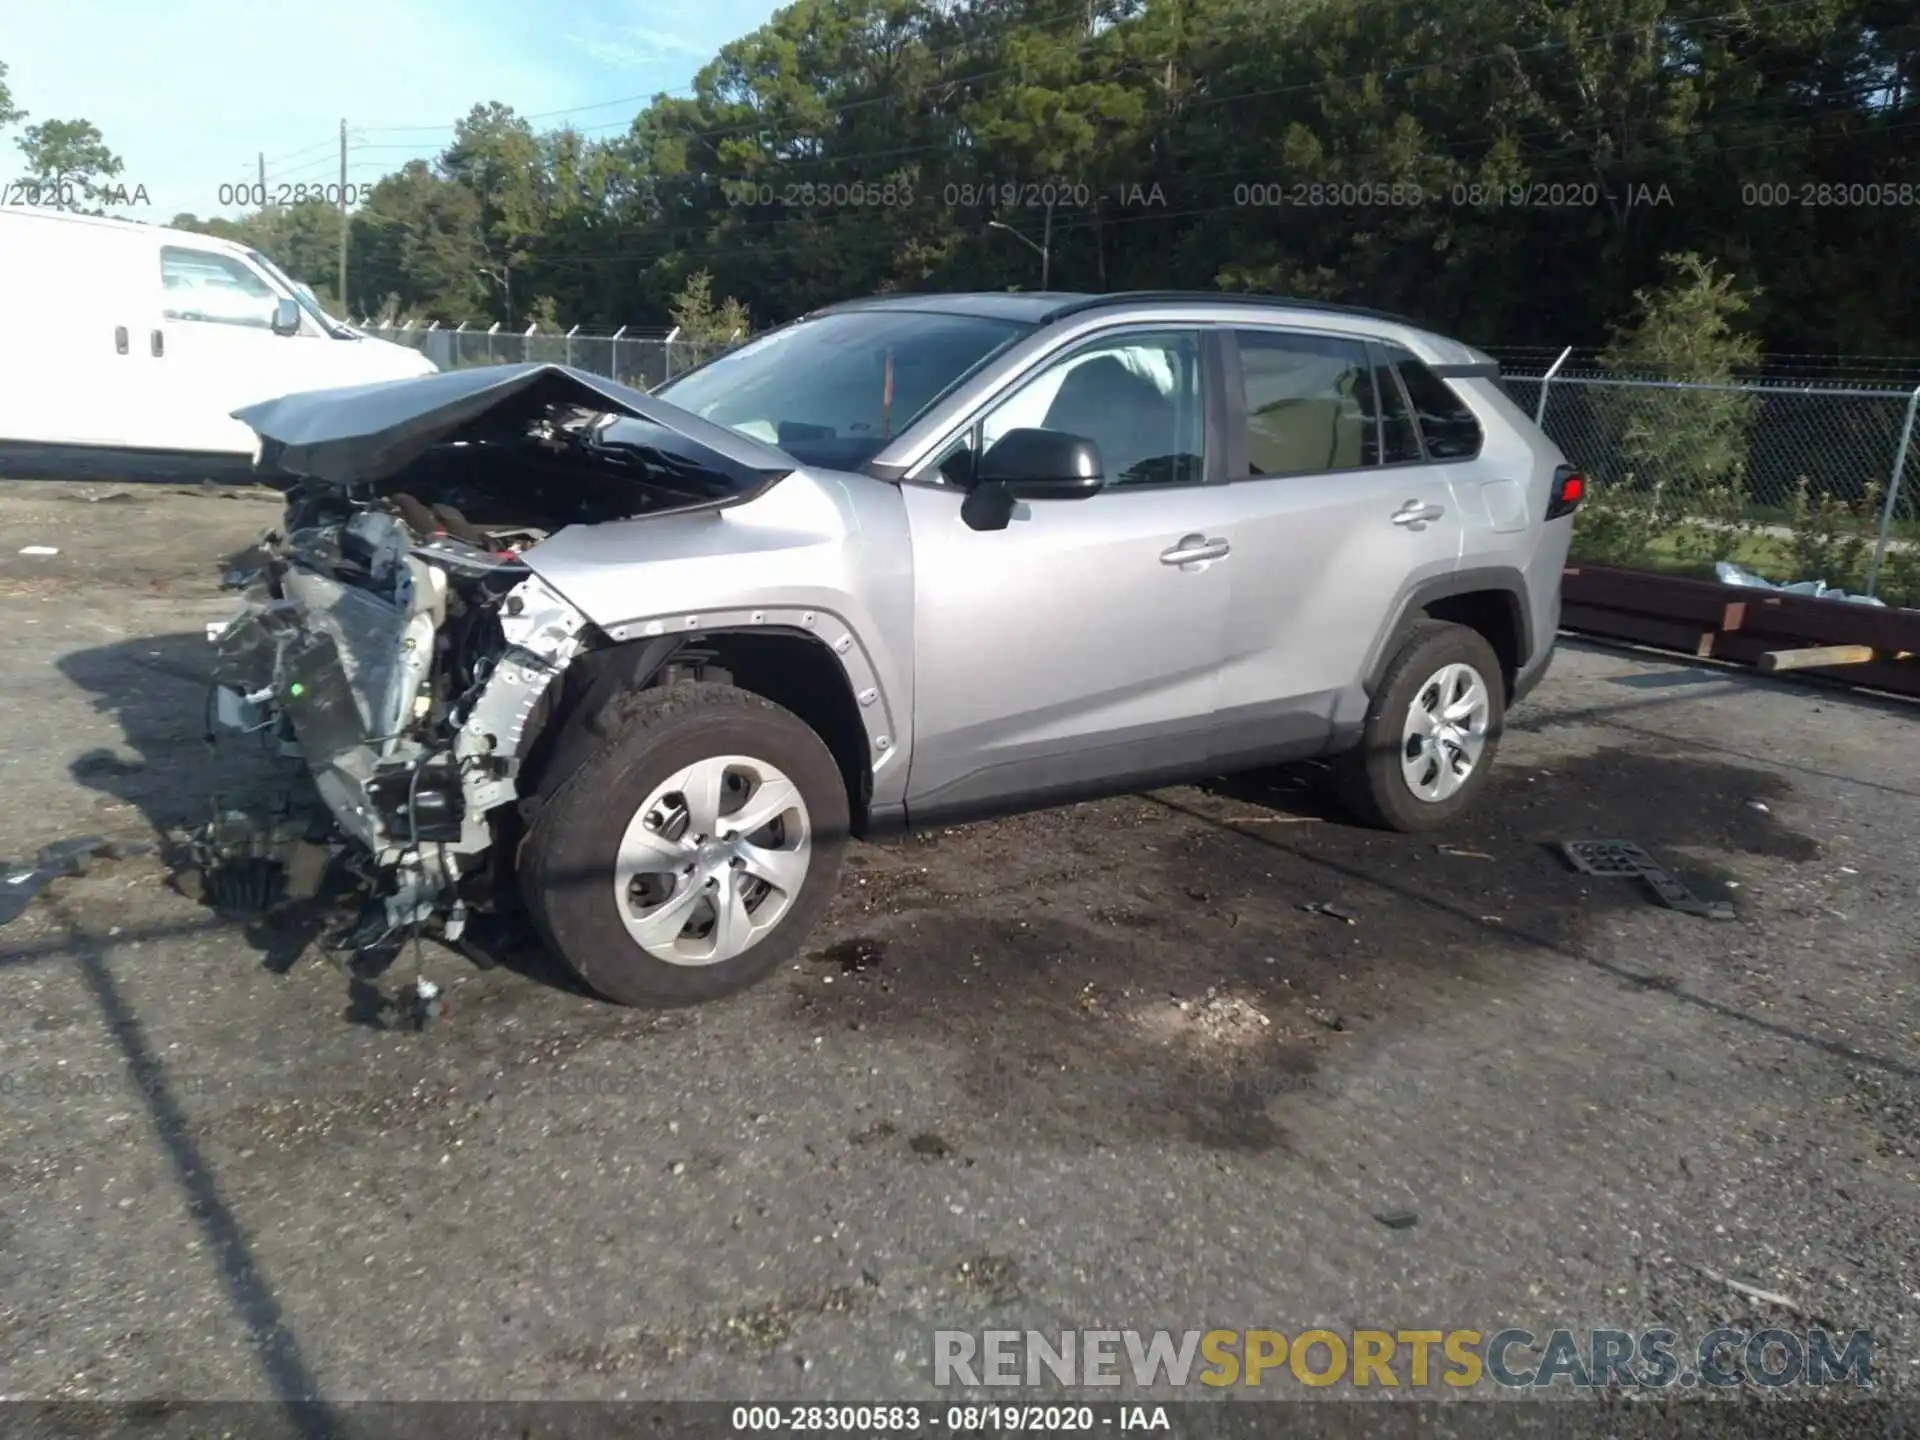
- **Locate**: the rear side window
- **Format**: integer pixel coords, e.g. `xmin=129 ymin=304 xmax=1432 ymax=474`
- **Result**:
xmin=1373 ymin=351 xmax=1424 ymax=464
xmin=1235 ymin=330 xmax=1376 ymax=475
xmin=1385 ymin=346 xmax=1483 ymax=459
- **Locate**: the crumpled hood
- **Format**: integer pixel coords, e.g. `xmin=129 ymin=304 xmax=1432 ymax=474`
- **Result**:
xmin=232 ymin=361 xmax=796 ymax=488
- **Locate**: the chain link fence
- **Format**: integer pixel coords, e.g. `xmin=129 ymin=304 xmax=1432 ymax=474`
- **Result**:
xmin=1505 ymin=366 xmax=1920 ymax=605
xmin=360 ymin=324 xmax=739 ymax=392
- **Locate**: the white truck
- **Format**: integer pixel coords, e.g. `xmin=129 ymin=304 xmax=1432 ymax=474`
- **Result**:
xmin=0 ymin=206 xmax=436 ymax=464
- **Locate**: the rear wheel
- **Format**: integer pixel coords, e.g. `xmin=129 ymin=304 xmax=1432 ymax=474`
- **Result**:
xmin=1337 ymin=620 xmax=1504 ymax=832
xmin=520 ymin=682 xmax=848 ymax=1006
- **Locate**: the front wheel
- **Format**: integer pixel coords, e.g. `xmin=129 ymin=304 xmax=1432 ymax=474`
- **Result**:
xmin=520 ymin=682 xmax=848 ymax=1006
xmin=1337 ymin=620 xmax=1505 ymax=832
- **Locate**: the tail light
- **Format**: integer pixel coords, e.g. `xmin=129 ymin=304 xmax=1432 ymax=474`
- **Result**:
xmin=1546 ymin=465 xmax=1585 ymax=520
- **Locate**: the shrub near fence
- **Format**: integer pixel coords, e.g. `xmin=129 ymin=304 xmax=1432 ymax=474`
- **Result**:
xmin=1507 ymin=367 xmax=1920 ymax=607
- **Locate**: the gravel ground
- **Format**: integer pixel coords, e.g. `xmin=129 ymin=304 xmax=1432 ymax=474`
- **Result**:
xmin=0 ymin=481 xmax=1914 ymax=1414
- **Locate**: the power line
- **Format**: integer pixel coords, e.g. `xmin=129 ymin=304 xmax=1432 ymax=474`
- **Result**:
xmin=642 ymin=0 xmax=1836 ymax=151
xmin=462 ymin=111 xmax=1920 ymax=276
xmin=347 ymin=9 xmax=1107 ymax=138
xmin=291 ymin=0 xmax=1881 ymax=221
xmin=269 ymin=68 xmax=1908 ymax=215
xmin=357 ymin=86 xmax=698 ymax=135
xmin=261 ymin=135 xmax=341 ymax=169
xmin=218 ymin=0 xmax=1910 ymax=306
xmin=236 ymin=0 xmax=1845 ymax=202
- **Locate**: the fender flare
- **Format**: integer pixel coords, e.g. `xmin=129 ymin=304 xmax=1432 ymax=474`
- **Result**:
xmin=1360 ymin=566 xmax=1535 ymax=698
xmin=517 ymin=613 xmax=897 ymax=815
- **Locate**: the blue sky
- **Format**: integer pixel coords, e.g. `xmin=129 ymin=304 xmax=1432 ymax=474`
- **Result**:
xmin=3 ymin=0 xmax=782 ymax=220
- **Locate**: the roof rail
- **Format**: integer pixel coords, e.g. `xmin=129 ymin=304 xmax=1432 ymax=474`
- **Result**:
xmin=1039 ymin=290 xmax=1425 ymax=330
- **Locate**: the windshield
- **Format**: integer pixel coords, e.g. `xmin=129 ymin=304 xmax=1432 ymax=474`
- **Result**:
xmin=246 ymin=249 xmax=349 ymax=336
xmin=654 ymin=309 xmax=1032 ymax=470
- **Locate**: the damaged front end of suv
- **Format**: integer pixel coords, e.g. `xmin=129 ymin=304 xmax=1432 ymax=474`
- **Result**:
xmin=201 ymin=363 xmax=794 ymax=952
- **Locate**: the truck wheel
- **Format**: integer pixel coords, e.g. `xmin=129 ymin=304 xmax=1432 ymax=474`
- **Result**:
xmin=1337 ymin=620 xmax=1504 ymax=833
xmin=520 ymin=681 xmax=848 ymax=1006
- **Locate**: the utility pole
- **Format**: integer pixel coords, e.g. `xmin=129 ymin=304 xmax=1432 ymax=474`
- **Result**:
xmin=987 ymin=220 xmax=1050 ymax=289
xmin=337 ymin=118 xmax=349 ymax=312
xmin=258 ymin=151 xmax=268 ymax=211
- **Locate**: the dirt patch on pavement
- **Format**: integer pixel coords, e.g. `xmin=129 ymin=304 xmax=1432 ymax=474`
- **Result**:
xmin=787 ymin=744 xmax=1819 ymax=1158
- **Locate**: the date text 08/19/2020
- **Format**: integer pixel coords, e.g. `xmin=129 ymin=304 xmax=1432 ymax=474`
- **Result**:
xmin=728 ymin=1405 xmax=1168 ymax=1433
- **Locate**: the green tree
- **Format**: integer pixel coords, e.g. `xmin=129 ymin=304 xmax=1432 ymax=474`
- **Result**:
xmin=178 ymin=0 xmax=1912 ymax=357
xmin=1575 ymin=252 xmax=1763 ymax=564
xmin=1601 ymin=252 xmax=1763 ymax=379
xmin=348 ymin=160 xmax=491 ymax=322
xmin=251 ymin=199 xmax=348 ymax=293
xmin=15 ymin=118 xmax=123 ymax=209
xmin=0 ymin=60 xmax=23 ymax=130
xmin=668 ymin=270 xmax=751 ymax=342
xmin=440 ymin=102 xmax=548 ymax=325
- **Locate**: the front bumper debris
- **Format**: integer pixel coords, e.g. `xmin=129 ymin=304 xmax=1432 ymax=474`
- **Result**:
xmin=203 ymin=510 xmax=594 ymax=949
xmin=1 ymin=837 xmax=154 ymax=928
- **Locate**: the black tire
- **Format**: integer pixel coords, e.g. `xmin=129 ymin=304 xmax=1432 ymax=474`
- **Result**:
xmin=520 ymin=681 xmax=848 ymax=1006
xmin=1336 ymin=620 xmax=1505 ymax=833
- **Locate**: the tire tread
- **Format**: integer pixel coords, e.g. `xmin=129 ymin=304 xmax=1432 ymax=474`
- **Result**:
xmin=1337 ymin=620 xmax=1504 ymax=833
xmin=521 ymin=681 xmax=847 ymax=1006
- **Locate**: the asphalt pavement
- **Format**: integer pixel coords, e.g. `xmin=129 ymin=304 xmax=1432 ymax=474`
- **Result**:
xmin=0 ymin=481 xmax=1914 ymax=1412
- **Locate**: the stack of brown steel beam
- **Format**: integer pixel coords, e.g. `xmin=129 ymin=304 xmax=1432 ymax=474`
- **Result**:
xmin=1560 ymin=564 xmax=1920 ymax=698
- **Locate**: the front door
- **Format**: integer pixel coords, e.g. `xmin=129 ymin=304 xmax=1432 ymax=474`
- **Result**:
xmin=150 ymin=244 xmax=331 ymax=455
xmin=901 ymin=326 xmax=1238 ymax=818
xmin=1212 ymin=327 xmax=1464 ymax=765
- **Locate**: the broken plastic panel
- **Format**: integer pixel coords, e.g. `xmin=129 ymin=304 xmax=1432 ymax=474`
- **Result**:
xmin=1560 ymin=840 xmax=1735 ymax=921
xmin=1560 ymin=840 xmax=1659 ymax=878
xmin=0 ymin=837 xmax=154 ymax=927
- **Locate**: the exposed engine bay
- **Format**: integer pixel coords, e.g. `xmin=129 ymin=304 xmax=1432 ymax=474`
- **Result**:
xmin=199 ymin=363 xmax=793 ymax=951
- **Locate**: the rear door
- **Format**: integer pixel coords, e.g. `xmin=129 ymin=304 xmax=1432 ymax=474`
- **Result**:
xmin=1210 ymin=327 xmax=1464 ymax=765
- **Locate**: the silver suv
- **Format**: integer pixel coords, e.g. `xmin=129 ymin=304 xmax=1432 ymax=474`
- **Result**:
xmin=213 ymin=291 xmax=1582 ymax=1005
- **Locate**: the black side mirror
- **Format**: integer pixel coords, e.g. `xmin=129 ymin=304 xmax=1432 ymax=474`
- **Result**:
xmin=977 ymin=428 xmax=1104 ymax=498
xmin=961 ymin=428 xmax=1105 ymax=531
xmin=270 ymin=298 xmax=302 ymax=337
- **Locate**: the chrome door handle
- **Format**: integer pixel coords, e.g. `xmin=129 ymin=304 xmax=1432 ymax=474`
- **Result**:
xmin=1160 ymin=533 xmax=1230 ymax=566
xmin=1391 ymin=500 xmax=1445 ymax=529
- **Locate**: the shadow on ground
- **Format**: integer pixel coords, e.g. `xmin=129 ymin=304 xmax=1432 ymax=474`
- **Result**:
xmin=55 ymin=627 xmax=1901 ymax=1168
xmin=52 ymin=630 xmax=590 ymax=1014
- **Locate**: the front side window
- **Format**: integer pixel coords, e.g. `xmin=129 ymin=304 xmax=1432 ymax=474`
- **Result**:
xmin=1385 ymin=345 xmax=1484 ymax=459
xmin=975 ymin=329 xmax=1206 ymax=487
xmin=160 ymin=246 xmax=279 ymax=329
xmin=654 ymin=309 xmax=1032 ymax=471
xmin=247 ymin=249 xmax=342 ymax=335
xmin=1235 ymin=330 xmax=1377 ymax=476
